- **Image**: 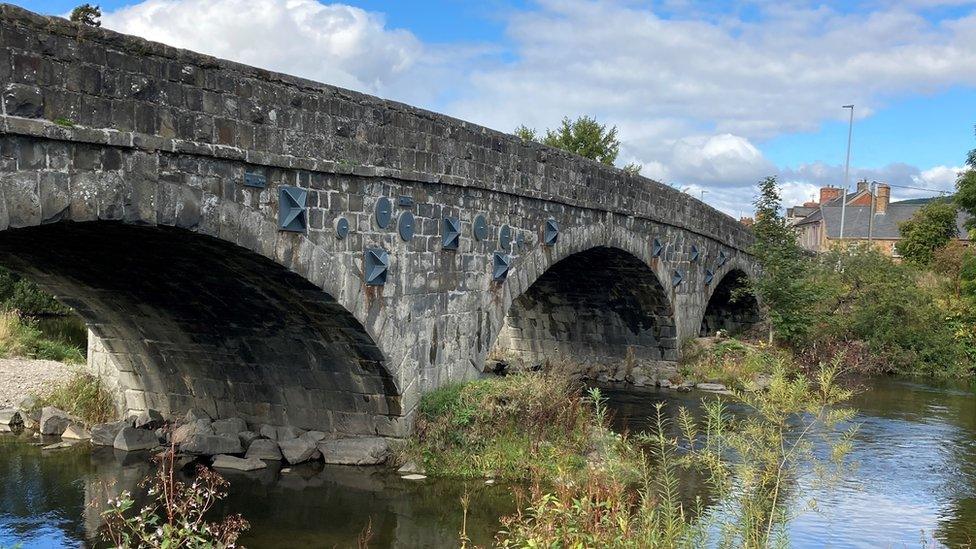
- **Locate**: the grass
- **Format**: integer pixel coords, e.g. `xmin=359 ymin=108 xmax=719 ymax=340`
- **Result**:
xmin=0 ymin=311 xmax=86 ymax=364
xmin=32 ymin=371 xmax=116 ymax=424
xmin=678 ymin=336 xmax=788 ymax=389
xmin=403 ymin=372 xmax=605 ymax=481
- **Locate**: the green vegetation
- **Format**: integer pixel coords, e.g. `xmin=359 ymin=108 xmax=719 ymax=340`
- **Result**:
xmin=680 ymin=338 xmax=784 ymax=390
xmin=0 ymin=311 xmax=85 ymax=363
xmin=0 ymin=267 xmax=86 ymax=363
xmin=69 ymin=3 xmax=101 ymax=27
xmin=100 ymin=448 xmax=249 ymax=548
xmin=31 ymin=371 xmax=115 ymax=424
xmin=404 ymin=373 xmax=599 ymax=481
xmin=896 ymin=200 xmax=959 ymax=266
xmin=516 ymin=115 xmax=622 ymax=166
xmin=954 ymin=126 xmax=976 ymax=230
xmin=428 ymin=359 xmax=855 ymax=547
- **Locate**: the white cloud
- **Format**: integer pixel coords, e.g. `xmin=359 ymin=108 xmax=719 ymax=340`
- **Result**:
xmin=100 ymin=0 xmax=479 ymax=106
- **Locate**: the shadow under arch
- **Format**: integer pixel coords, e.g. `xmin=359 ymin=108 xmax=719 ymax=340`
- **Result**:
xmin=699 ymin=268 xmax=760 ymax=337
xmin=0 ymin=221 xmax=399 ymax=436
xmin=491 ymin=246 xmax=677 ymax=369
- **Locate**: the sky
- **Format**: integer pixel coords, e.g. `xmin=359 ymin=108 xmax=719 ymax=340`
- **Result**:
xmin=13 ymin=0 xmax=976 ymax=217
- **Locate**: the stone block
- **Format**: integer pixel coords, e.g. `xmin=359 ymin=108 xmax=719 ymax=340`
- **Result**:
xmin=212 ymin=417 xmax=247 ymax=437
xmin=3 ymin=83 xmax=43 ymax=117
xmin=245 ymin=438 xmax=282 ymax=461
xmin=91 ymin=420 xmax=130 ymax=446
xmin=114 ymin=426 xmax=159 ymax=451
xmin=317 ymin=437 xmax=390 ymax=466
xmin=180 ymin=434 xmax=242 ymax=456
xmin=212 ymin=454 xmax=266 ymax=471
xmin=39 ymin=407 xmax=74 ymax=435
xmin=278 ymin=437 xmax=317 ymax=465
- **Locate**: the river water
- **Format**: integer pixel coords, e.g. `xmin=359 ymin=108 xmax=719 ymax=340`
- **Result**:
xmin=1 ymin=376 xmax=974 ymax=548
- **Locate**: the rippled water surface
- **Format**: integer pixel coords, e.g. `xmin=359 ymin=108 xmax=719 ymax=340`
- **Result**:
xmin=1 ymin=376 xmax=974 ymax=548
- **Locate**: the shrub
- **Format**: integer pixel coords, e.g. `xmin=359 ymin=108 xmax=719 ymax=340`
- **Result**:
xmin=34 ymin=371 xmax=116 ymax=424
xmin=0 ymin=311 xmax=85 ymax=364
xmin=406 ymin=372 xmax=596 ymax=480
xmin=100 ymin=447 xmax=249 ymax=548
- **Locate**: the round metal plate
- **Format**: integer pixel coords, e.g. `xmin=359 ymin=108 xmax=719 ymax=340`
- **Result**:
xmin=375 ymin=197 xmax=392 ymax=229
xmin=498 ymin=224 xmax=513 ymax=249
xmin=473 ymin=214 xmax=489 ymax=241
xmin=335 ymin=217 xmax=350 ymax=239
xmin=398 ymin=211 xmax=415 ymax=241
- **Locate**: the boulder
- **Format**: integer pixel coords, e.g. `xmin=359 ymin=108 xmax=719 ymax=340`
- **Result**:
xmin=180 ymin=434 xmax=242 ymax=456
xmin=278 ymin=437 xmax=318 ymax=465
xmin=172 ymin=419 xmax=214 ymax=445
xmin=61 ymin=423 xmax=91 ymax=440
xmin=0 ymin=408 xmax=23 ymax=426
xmin=114 ymin=427 xmax=159 ymax=452
xmin=658 ymin=379 xmax=673 ymax=389
xmin=397 ymin=461 xmax=425 ymax=475
xmin=696 ymin=382 xmax=729 ymax=392
xmin=259 ymin=425 xmax=278 ymax=440
xmin=212 ymin=417 xmax=247 ymax=437
xmin=300 ymin=430 xmax=327 ymax=444
xmin=317 ymin=437 xmax=390 ymax=466
xmin=134 ymin=409 xmax=164 ymax=430
xmin=633 ymin=375 xmax=650 ymax=387
xmin=277 ymin=426 xmax=305 ymax=441
xmin=15 ymin=395 xmax=37 ymax=413
xmin=39 ymin=407 xmax=75 ymax=435
xmin=245 ymin=438 xmax=282 ymax=461
xmin=91 ymin=421 xmax=130 ymax=446
xmin=212 ymin=454 xmax=267 ymax=471
xmin=184 ymin=407 xmax=211 ymax=423
xmin=238 ymin=431 xmax=262 ymax=449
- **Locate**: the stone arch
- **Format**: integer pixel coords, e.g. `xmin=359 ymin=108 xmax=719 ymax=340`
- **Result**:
xmin=699 ymin=268 xmax=760 ymax=337
xmin=487 ymin=223 xmax=678 ymax=371
xmin=0 ymin=221 xmax=399 ymax=436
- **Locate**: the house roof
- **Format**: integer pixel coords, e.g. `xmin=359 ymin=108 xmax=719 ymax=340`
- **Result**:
xmin=787 ymin=205 xmax=818 ymax=218
xmin=819 ymin=203 xmax=971 ymax=240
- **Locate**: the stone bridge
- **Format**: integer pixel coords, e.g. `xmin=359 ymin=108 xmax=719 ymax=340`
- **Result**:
xmin=0 ymin=5 xmax=759 ymax=438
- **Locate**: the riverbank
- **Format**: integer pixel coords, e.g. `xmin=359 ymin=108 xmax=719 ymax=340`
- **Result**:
xmin=0 ymin=357 xmax=77 ymax=407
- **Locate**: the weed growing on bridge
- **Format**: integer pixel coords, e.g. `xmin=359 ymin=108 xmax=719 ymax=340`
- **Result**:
xmin=495 ymin=358 xmax=858 ymax=548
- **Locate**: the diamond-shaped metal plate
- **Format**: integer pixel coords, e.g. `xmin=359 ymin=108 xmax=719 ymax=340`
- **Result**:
xmin=544 ymin=218 xmax=559 ymax=246
xmin=278 ymin=186 xmax=307 ymax=233
xmin=335 ymin=217 xmax=349 ymax=239
xmin=704 ymin=269 xmax=714 ymax=286
xmin=652 ymin=238 xmax=663 ymax=257
xmin=718 ymin=250 xmax=728 ymax=267
xmin=672 ymin=270 xmax=684 ymax=287
xmin=375 ymin=197 xmax=393 ymax=229
xmin=690 ymin=244 xmax=700 ymax=262
xmin=398 ymin=211 xmax=415 ymax=241
xmin=473 ymin=214 xmax=489 ymax=241
xmin=493 ymin=252 xmax=512 ymax=281
xmin=442 ymin=217 xmax=461 ymax=250
xmin=365 ymin=248 xmax=389 ymax=286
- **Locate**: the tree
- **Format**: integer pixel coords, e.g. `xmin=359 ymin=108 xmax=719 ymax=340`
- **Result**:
xmin=622 ymin=162 xmax=642 ymax=176
xmin=748 ymin=176 xmax=824 ymax=344
xmin=542 ymin=116 xmax=620 ymax=165
xmin=955 ymin=125 xmax=976 ymax=230
xmin=514 ymin=116 xmax=621 ymax=165
xmin=70 ymin=3 xmax=101 ymax=27
xmin=895 ymin=200 xmax=958 ymax=266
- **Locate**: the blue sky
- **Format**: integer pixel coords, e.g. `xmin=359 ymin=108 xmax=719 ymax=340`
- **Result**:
xmin=12 ymin=0 xmax=976 ymax=214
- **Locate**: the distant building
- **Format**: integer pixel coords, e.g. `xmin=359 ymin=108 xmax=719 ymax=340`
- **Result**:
xmin=790 ymin=180 xmax=969 ymax=256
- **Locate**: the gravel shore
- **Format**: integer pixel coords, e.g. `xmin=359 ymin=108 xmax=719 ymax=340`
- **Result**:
xmin=0 ymin=358 xmax=78 ymax=407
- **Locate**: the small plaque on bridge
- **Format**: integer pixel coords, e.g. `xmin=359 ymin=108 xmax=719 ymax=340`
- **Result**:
xmin=244 ymin=172 xmax=266 ymax=188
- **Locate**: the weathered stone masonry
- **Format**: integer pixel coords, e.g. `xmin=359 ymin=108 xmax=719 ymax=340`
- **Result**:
xmin=0 ymin=4 xmax=758 ymax=437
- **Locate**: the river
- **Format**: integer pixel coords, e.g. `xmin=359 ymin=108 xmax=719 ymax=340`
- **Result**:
xmin=1 ymin=376 xmax=974 ymax=548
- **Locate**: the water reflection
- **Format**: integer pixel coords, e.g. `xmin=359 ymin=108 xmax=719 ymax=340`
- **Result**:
xmin=0 ymin=377 xmax=974 ymax=548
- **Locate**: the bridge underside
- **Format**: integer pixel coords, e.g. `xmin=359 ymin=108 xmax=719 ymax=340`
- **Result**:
xmin=492 ymin=246 xmax=677 ymax=370
xmin=0 ymin=222 xmax=399 ymax=436
xmin=700 ymin=269 xmax=760 ymax=337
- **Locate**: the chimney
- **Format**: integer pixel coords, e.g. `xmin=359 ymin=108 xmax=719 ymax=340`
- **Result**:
xmin=856 ymin=179 xmax=869 ymax=193
xmin=820 ymin=186 xmax=842 ymax=204
xmin=875 ymin=183 xmax=890 ymax=215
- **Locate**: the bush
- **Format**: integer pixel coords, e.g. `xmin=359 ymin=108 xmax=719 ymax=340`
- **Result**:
xmin=0 ymin=311 xmax=85 ymax=363
xmin=100 ymin=448 xmax=249 ymax=548
xmin=406 ymin=372 xmax=597 ymax=480
xmin=496 ymin=359 xmax=857 ymax=548
xmin=33 ymin=371 xmax=116 ymax=424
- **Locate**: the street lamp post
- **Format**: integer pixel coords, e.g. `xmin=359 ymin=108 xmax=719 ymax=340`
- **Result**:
xmin=839 ymin=105 xmax=855 ymax=240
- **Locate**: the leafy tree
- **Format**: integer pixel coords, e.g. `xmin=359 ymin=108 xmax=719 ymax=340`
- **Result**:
xmin=70 ymin=3 xmax=102 ymax=27
xmin=955 ymin=125 xmax=976 ymax=230
xmin=0 ymin=267 xmax=69 ymax=317
xmin=514 ymin=116 xmax=621 ymax=165
xmin=895 ymin=200 xmax=958 ymax=266
xmin=748 ymin=176 xmax=824 ymax=345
